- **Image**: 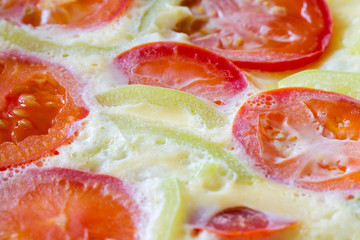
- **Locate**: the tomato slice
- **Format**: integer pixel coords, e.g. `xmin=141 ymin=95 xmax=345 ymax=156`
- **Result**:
xmin=196 ymin=206 xmax=295 ymax=239
xmin=176 ymin=0 xmax=332 ymax=71
xmin=0 ymin=0 xmax=131 ymax=29
xmin=232 ymin=87 xmax=360 ymax=191
xmin=113 ymin=42 xmax=249 ymax=105
xmin=0 ymin=52 xmax=89 ymax=169
xmin=0 ymin=167 xmax=140 ymax=239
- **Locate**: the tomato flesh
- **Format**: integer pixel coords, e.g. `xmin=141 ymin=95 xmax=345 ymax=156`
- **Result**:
xmin=0 ymin=0 xmax=131 ymax=29
xmin=233 ymin=87 xmax=360 ymax=191
xmin=197 ymin=206 xmax=295 ymax=238
xmin=0 ymin=52 xmax=89 ymax=168
xmin=207 ymin=207 xmax=269 ymax=234
xmin=0 ymin=168 xmax=139 ymax=240
xmin=1 ymin=73 xmax=65 ymax=143
xmin=176 ymin=0 xmax=332 ymax=71
xmin=114 ymin=42 xmax=249 ymax=105
xmin=304 ymin=99 xmax=360 ymax=141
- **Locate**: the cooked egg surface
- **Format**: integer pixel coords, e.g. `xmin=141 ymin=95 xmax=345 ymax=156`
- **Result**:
xmin=1 ymin=0 xmax=360 ymax=239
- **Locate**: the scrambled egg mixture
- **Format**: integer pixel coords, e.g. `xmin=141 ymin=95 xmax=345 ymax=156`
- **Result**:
xmin=1 ymin=0 xmax=360 ymax=239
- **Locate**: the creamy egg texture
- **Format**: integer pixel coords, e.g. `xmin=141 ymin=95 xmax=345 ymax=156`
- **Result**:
xmin=1 ymin=0 xmax=360 ymax=239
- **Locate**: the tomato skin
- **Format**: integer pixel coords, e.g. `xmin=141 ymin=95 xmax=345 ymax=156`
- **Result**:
xmin=114 ymin=41 xmax=249 ymax=105
xmin=195 ymin=206 xmax=296 ymax=239
xmin=0 ymin=51 xmax=89 ymax=169
xmin=0 ymin=167 xmax=140 ymax=240
xmin=233 ymin=87 xmax=360 ymax=191
xmin=177 ymin=0 xmax=332 ymax=71
xmin=0 ymin=0 xmax=131 ymax=29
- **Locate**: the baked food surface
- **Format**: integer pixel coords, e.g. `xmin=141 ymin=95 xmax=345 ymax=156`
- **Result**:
xmin=1 ymin=0 xmax=360 ymax=239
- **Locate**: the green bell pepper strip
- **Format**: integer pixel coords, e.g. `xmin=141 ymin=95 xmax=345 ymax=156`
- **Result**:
xmin=0 ymin=21 xmax=116 ymax=54
xmin=138 ymin=0 xmax=190 ymax=32
xmin=279 ymin=69 xmax=360 ymax=100
xmin=103 ymin=113 xmax=253 ymax=182
xmin=96 ymin=85 xmax=227 ymax=129
xmin=151 ymin=178 xmax=186 ymax=240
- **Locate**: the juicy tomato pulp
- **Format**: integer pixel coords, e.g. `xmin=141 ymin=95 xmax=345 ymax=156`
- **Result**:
xmin=196 ymin=206 xmax=295 ymax=238
xmin=0 ymin=168 xmax=140 ymax=239
xmin=0 ymin=0 xmax=131 ymax=29
xmin=0 ymin=52 xmax=88 ymax=168
xmin=176 ymin=0 xmax=332 ymax=71
xmin=232 ymin=87 xmax=360 ymax=191
xmin=114 ymin=42 xmax=249 ymax=105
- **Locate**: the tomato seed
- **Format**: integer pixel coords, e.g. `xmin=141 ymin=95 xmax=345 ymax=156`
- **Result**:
xmin=12 ymin=109 xmax=27 ymax=117
xmin=197 ymin=6 xmax=205 ymax=14
xmin=19 ymin=119 xmax=33 ymax=128
xmin=44 ymin=101 xmax=58 ymax=107
xmin=209 ymin=10 xmax=217 ymax=18
xmin=270 ymin=6 xmax=287 ymax=16
xmin=263 ymin=1 xmax=271 ymax=7
xmin=0 ymin=119 xmax=8 ymax=129
xmin=288 ymin=136 xmax=298 ymax=141
xmin=200 ymin=29 xmax=208 ymax=35
xmin=19 ymin=94 xmax=40 ymax=107
xmin=234 ymin=37 xmax=244 ymax=48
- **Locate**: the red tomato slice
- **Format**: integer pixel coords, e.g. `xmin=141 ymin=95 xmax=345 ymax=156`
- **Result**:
xmin=197 ymin=206 xmax=295 ymax=239
xmin=0 ymin=0 xmax=131 ymax=29
xmin=114 ymin=42 xmax=249 ymax=105
xmin=232 ymin=87 xmax=360 ymax=191
xmin=0 ymin=52 xmax=89 ymax=169
xmin=0 ymin=168 xmax=140 ymax=239
xmin=176 ymin=0 xmax=332 ymax=71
